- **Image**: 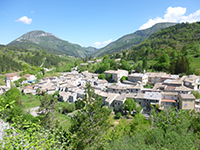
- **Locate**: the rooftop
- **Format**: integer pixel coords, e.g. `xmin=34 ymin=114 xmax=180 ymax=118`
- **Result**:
xmin=179 ymin=94 xmax=195 ymax=99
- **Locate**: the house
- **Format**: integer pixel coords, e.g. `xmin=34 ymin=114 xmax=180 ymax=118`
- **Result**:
xmin=134 ymin=92 xmax=162 ymax=114
xmin=183 ymin=75 xmax=200 ymax=90
xmin=114 ymin=94 xmax=126 ymax=111
xmin=23 ymin=74 xmax=37 ymax=83
xmin=88 ymin=61 xmax=95 ymax=64
xmin=59 ymin=91 xmax=71 ymax=102
xmin=0 ymin=77 xmax=10 ymax=95
xmin=161 ymin=92 xmax=178 ymax=108
xmin=146 ymin=72 xmax=166 ymax=85
xmin=23 ymin=86 xmax=36 ymax=95
xmin=128 ymin=73 xmax=148 ymax=85
xmin=104 ymin=69 xmax=128 ymax=82
xmin=163 ymin=79 xmax=183 ymax=87
xmin=69 ymin=93 xmax=77 ymax=103
xmin=46 ymin=86 xmax=57 ymax=95
xmin=80 ymin=63 xmax=88 ymax=67
xmin=7 ymin=74 xmax=20 ymax=82
xmin=179 ymin=94 xmax=195 ymax=110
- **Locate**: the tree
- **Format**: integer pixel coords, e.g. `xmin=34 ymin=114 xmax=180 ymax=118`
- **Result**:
xmin=120 ymin=76 xmax=127 ymax=82
xmin=142 ymin=58 xmax=147 ymax=70
xmin=70 ymin=82 xmax=112 ymax=149
xmin=76 ymin=100 xmax=85 ymax=109
xmin=98 ymin=73 xmax=106 ymax=79
xmin=39 ymin=94 xmax=57 ymax=128
xmin=123 ymin=98 xmax=136 ymax=114
xmin=116 ymin=112 xmax=122 ymax=119
xmin=191 ymin=91 xmax=200 ymax=99
xmin=135 ymin=63 xmax=142 ymax=73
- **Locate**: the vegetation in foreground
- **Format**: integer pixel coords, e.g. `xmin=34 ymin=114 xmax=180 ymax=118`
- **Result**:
xmin=1 ymin=83 xmax=200 ymax=149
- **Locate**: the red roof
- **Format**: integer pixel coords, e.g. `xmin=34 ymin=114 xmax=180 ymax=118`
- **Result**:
xmin=23 ymin=86 xmax=33 ymax=90
xmin=24 ymin=74 xmax=32 ymax=77
xmin=7 ymin=74 xmax=17 ymax=77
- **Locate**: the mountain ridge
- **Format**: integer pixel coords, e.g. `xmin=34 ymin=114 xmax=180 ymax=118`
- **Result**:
xmin=92 ymin=22 xmax=177 ymax=57
xmin=8 ymin=30 xmax=98 ymax=58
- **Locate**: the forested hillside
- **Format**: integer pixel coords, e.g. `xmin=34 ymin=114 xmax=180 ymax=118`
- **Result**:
xmin=0 ymin=45 xmax=81 ymax=74
xmin=122 ymin=22 xmax=200 ymax=75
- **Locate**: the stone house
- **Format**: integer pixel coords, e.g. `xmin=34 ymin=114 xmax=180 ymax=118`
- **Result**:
xmin=179 ymin=94 xmax=195 ymax=110
xmin=128 ymin=73 xmax=148 ymax=85
xmin=23 ymin=86 xmax=36 ymax=95
xmin=104 ymin=69 xmax=128 ymax=82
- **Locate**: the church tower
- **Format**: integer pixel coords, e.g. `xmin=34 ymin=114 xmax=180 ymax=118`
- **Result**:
xmin=5 ymin=76 xmax=11 ymax=89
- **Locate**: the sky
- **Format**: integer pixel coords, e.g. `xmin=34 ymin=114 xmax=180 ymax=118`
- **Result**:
xmin=0 ymin=0 xmax=200 ymax=48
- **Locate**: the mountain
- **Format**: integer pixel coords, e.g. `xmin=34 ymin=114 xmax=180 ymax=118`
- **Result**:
xmin=93 ymin=22 xmax=177 ymax=57
xmin=8 ymin=30 xmax=98 ymax=58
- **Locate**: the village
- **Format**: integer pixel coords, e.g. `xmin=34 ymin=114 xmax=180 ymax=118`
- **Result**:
xmin=1 ymin=66 xmax=200 ymax=117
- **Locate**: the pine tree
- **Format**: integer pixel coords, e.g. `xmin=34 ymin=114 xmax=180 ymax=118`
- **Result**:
xmin=70 ymin=82 xmax=112 ymax=149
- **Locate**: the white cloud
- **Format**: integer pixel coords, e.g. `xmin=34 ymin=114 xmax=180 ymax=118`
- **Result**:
xmin=31 ymin=11 xmax=34 ymax=13
xmin=93 ymin=39 xmax=112 ymax=48
xmin=139 ymin=7 xmax=200 ymax=30
xmin=15 ymin=16 xmax=32 ymax=24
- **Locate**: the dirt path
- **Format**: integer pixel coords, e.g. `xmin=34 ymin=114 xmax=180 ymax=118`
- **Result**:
xmin=28 ymin=106 xmax=40 ymax=117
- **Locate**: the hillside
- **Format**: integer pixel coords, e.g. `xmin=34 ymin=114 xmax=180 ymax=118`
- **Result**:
xmin=93 ymin=22 xmax=177 ymax=57
xmin=8 ymin=30 xmax=98 ymax=58
xmin=0 ymin=45 xmax=81 ymax=74
xmin=124 ymin=22 xmax=200 ymax=74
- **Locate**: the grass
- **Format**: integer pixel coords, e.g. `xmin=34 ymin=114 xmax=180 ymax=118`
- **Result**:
xmin=21 ymin=95 xmax=42 ymax=109
xmin=54 ymin=112 xmax=72 ymax=130
xmin=191 ymin=57 xmax=200 ymax=69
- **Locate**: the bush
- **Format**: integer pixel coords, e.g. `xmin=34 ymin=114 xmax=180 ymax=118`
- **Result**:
xmin=98 ymin=73 xmax=106 ymax=79
xmin=76 ymin=100 xmax=85 ymax=109
xmin=120 ymin=76 xmax=127 ymax=82
xmin=65 ymin=103 xmax=75 ymax=113
xmin=116 ymin=112 xmax=122 ymax=119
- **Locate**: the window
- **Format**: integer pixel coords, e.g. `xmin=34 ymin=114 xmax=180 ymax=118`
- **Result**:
xmin=163 ymin=96 xmax=165 ymax=99
xmin=139 ymin=102 xmax=141 ymax=105
xmin=185 ymin=99 xmax=187 ymax=102
xmin=172 ymin=97 xmax=174 ymax=100
xmin=184 ymin=103 xmax=187 ymax=107
xmin=115 ymin=102 xmax=117 ymax=105
xmin=191 ymin=100 xmax=193 ymax=102
xmin=118 ymin=102 xmax=120 ymax=105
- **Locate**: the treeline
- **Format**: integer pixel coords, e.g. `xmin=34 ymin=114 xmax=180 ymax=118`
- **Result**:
xmin=0 ymin=55 xmax=23 ymax=73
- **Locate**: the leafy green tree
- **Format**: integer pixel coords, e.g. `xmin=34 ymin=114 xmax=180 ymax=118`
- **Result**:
xmin=76 ymin=99 xmax=85 ymax=109
xmin=123 ymin=98 xmax=136 ymax=114
xmin=65 ymin=103 xmax=75 ymax=113
xmin=120 ymin=76 xmax=127 ymax=82
xmin=70 ymin=82 xmax=112 ymax=149
xmin=116 ymin=112 xmax=122 ymax=119
xmin=191 ymin=91 xmax=200 ymax=99
xmin=142 ymin=58 xmax=147 ymax=70
xmin=98 ymin=73 xmax=106 ymax=79
xmin=135 ymin=63 xmax=142 ymax=73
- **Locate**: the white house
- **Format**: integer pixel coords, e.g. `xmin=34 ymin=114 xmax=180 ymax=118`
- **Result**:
xmin=104 ymin=69 xmax=128 ymax=82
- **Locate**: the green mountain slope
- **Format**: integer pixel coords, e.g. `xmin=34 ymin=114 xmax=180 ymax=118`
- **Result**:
xmin=93 ymin=22 xmax=177 ymax=57
xmin=8 ymin=30 xmax=98 ymax=58
xmin=125 ymin=22 xmax=200 ymax=74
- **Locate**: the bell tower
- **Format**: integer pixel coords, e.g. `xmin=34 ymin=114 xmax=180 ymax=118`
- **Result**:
xmin=5 ymin=77 xmax=11 ymax=89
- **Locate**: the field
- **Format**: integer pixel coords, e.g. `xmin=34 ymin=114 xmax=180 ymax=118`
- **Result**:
xmin=21 ymin=94 xmax=41 ymax=109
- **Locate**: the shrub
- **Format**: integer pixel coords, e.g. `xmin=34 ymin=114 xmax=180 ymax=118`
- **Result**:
xmin=120 ymin=76 xmax=127 ymax=82
xmin=65 ymin=103 xmax=75 ymax=113
xmin=98 ymin=73 xmax=106 ymax=79
xmin=116 ymin=112 xmax=122 ymax=119
xmin=76 ymin=100 xmax=85 ymax=109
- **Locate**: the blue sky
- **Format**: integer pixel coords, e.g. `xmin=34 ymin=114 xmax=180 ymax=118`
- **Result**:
xmin=0 ymin=0 xmax=200 ymax=48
